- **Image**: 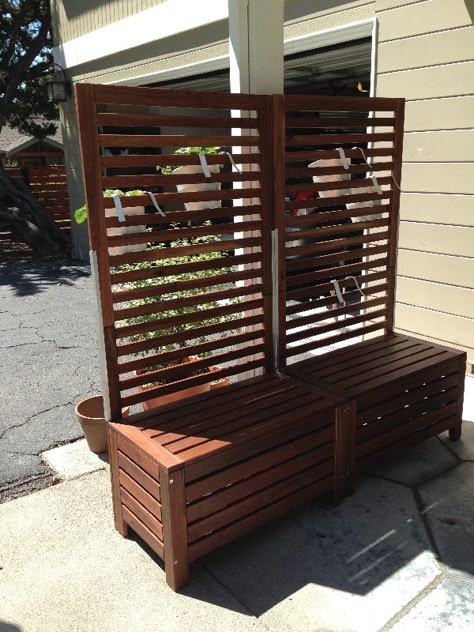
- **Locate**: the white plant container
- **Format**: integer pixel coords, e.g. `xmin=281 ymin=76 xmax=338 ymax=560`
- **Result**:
xmin=106 ymin=205 xmax=146 ymax=256
xmin=174 ymin=164 xmax=221 ymax=211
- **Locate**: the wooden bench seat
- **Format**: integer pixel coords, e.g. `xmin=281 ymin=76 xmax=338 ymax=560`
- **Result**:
xmin=108 ymin=373 xmax=353 ymax=590
xmin=285 ymin=333 xmax=466 ymax=482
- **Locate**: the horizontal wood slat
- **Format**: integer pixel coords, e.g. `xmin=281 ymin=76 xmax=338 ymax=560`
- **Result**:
xmin=97 ymin=112 xmax=260 ymax=129
xmin=98 ymin=134 xmax=260 ymax=148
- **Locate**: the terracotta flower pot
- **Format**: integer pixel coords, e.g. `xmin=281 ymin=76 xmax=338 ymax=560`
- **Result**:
xmin=75 ymin=396 xmax=129 ymax=454
xmin=209 ymin=366 xmax=230 ymax=390
xmin=137 ymin=357 xmax=229 ymax=411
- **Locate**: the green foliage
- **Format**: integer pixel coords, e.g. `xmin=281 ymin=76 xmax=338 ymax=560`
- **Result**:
xmin=156 ymin=146 xmax=220 ymax=175
xmin=73 ymin=189 xmax=145 ymax=224
xmin=0 ymin=0 xmax=58 ymax=135
xmin=121 ymin=229 xmax=238 ymax=355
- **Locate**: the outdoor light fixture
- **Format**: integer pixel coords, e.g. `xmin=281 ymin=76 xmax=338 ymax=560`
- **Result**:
xmin=46 ymin=63 xmax=72 ymax=103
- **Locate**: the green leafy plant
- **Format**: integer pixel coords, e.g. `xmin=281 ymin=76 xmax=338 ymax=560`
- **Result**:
xmin=156 ymin=146 xmax=220 ymax=175
xmin=74 ymin=189 xmax=145 ymax=224
xmin=121 ymin=229 xmax=238 ymax=359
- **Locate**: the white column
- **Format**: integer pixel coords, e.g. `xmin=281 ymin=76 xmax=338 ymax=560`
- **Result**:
xmin=229 ymin=0 xmax=284 ymax=94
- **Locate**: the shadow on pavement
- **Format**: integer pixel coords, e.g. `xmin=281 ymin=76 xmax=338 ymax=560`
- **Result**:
xmin=0 ymin=261 xmax=90 ymax=297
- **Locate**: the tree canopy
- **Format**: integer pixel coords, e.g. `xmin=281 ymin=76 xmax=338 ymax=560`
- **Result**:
xmin=0 ymin=0 xmax=58 ymax=137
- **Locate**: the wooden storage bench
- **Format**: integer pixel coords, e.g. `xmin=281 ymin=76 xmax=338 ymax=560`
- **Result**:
xmin=274 ymin=94 xmax=467 ymax=491
xmin=108 ymin=373 xmax=353 ymax=590
xmin=286 ymin=333 xmax=466 ymax=482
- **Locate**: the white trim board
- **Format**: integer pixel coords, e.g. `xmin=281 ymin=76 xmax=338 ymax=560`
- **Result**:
xmin=107 ymin=19 xmax=375 ymax=87
xmin=53 ymin=0 xmax=229 ymax=69
xmin=53 ymin=0 xmax=374 ymax=76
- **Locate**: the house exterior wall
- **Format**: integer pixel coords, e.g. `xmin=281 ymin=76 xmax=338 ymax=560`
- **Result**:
xmin=375 ymin=0 xmax=474 ymax=364
xmin=50 ymin=0 xmax=163 ymax=43
xmin=51 ymin=0 xmax=474 ymax=363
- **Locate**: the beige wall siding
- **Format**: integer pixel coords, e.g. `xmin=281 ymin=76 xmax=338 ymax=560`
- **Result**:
xmin=378 ymin=0 xmax=474 ymax=41
xmin=397 ymin=250 xmax=474 ymax=289
xmin=403 ymin=131 xmax=474 ymax=162
xmin=405 ymin=96 xmax=474 ymax=132
xmin=396 ymin=277 xmax=474 ymax=319
xmin=378 ymin=26 xmax=474 ymax=73
xmin=50 ymin=0 xmax=162 ymax=44
xmin=400 ymin=193 xmax=473 ymax=226
xmin=376 ymin=0 xmax=474 ymax=362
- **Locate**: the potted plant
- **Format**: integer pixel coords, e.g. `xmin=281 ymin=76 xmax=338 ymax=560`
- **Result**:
xmin=157 ymin=146 xmax=221 ymax=211
xmin=120 ymin=228 xmax=237 ymax=410
xmin=75 ymin=189 xmax=147 ymax=256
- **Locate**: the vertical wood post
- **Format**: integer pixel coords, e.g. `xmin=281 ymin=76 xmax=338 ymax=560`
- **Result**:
xmin=160 ymin=466 xmax=189 ymax=591
xmin=272 ymin=94 xmax=287 ymax=369
xmin=334 ymin=400 xmax=357 ymax=502
xmin=107 ymin=427 xmax=128 ymax=536
xmin=75 ymin=83 xmax=122 ymax=419
xmin=386 ymin=98 xmax=405 ymax=334
xmin=450 ymin=357 xmax=466 ymax=441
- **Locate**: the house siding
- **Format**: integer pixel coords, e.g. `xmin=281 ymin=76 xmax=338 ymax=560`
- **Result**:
xmin=50 ymin=0 xmax=163 ymax=44
xmin=376 ymin=0 xmax=474 ymax=364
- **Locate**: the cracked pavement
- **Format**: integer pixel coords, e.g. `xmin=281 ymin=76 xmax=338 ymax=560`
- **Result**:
xmin=0 ymin=261 xmax=100 ymax=499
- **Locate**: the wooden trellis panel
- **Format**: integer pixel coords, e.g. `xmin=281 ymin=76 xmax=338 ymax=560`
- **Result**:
xmin=273 ymin=94 xmax=404 ymax=366
xmin=76 ymin=83 xmax=275 ymax=419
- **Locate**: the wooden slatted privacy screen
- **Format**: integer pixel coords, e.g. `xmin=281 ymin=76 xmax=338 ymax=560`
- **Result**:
xmin=76 ymin=84 xmax=273 ymax=419
xmin=29 ymin=166 xmax=71 ymax=231
xmin=273 ymin=94 xmax=404 ymax=366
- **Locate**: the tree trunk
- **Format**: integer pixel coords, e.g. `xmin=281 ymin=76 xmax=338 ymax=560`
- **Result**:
xmin=0 ymin=167 xmax=70 ymax=257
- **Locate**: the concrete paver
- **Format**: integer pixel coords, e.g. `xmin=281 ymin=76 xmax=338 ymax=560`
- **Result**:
xmin=418 ymin=461 xmax=474 ymax=579
xmin=390 ymin=576 xmax=474 ymax=631
xmin=202 ymin=477 xmax=440 ymax=632
xmin=440 ymin=419 xmax=474 ymax=461
xmin=369 ymin=437 xmax=458 ymax=487
xmin=0 ymin=471 xmax=264 ymax=632
xmin=42 ymin=439 xmax=107 ymax=480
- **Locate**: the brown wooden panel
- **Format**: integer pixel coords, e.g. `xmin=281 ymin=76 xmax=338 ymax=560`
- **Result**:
xmin=286 ymin=323 xmax=387 ymax=357
xmin=115 ymin=297 xmax=263 ymax=339
xmin=122 ymin=506 xmax=164 ymax=559
xmin=358 ymin=372 xmax=459 ymax=426
xmin=187 ymin=445 xmax=333 ymax=526
xmin=286 ymin=162 xmax=393 ymax=178
xmin=97 ymin=112 xmax=260 ymax=129
xmin=121 ymin=487 xmax=163 ymax=540
xmin=285 ymin=94 xmax=399 ymax=112
xmin=116 ymin=434 xmax=159 ymax=478
xmin=358 ymin=402 xmax=458 ymax=459
xmin=186 ymin=433 xmax=333 ymax=506
xmin=116 ymin=314 xmax=263 ymax=358
xmin=286 ymin=116 xmax=395 ymax=128
xmin=94 ymin=83 xmax=266 ymax=110
xmin=119 ymin=470 xmax=162 ymax=521
xmin=118 ymin=451 xmax=161 ymax=501
xmin=188 ymin=476 xmax=332 ymax=561
xmin=188 ymin=460 xmax=333 ymax=543
xmin=286 ymin=132 xmax=395 ymax=145
xmin=102 ymin=170 xmax=261 ymax=188
xmin=99 ymin=133 xmax=259 ymax=148
xmin=358 ymin=386 xmax=458 ymax=443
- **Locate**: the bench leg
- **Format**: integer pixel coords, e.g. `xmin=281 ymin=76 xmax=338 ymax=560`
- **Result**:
xmin=334 ymin=400 xmax=357 ymax=502
xmin=449 ymin=423 xmax=462 ymax=442
xmin=108 ymin=428 xmax=129 ymax=537
xmin=450 ymin=361 xmax=466 ymax=442
xmin=160 ymin=466 xmax=190 ymax=591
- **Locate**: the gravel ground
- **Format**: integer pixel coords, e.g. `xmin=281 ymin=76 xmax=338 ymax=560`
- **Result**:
xmin=0 ymin=261 xmax=100 ymax=501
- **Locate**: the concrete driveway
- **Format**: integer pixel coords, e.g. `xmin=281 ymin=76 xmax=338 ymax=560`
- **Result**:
xmin=0 ymin=262 xmax=99 ymax=499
